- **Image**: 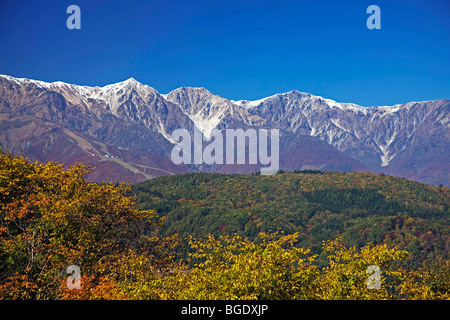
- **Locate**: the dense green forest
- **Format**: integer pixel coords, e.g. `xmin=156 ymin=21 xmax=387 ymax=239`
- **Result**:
xmin=132 ymin=171 xmax=449 ymax=267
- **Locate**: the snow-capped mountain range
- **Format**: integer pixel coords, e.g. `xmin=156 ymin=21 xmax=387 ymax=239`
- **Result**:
xmin=0 ymin=74 xmax=448 ymax=186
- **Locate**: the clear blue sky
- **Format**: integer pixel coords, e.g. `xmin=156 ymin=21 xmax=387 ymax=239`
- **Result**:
xmin=0 ymin=0 xmax=449 ymax=106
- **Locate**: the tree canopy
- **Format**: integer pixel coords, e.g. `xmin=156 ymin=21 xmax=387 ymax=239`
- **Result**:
xmin=0 ymin=152 xmax=448 ymax=300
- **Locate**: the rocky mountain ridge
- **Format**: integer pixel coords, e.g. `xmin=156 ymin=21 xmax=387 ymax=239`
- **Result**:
xmin=0 ymin=74 xmax=448 ymax=186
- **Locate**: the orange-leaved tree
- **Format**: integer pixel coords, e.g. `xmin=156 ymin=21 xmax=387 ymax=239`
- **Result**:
xmin=0 ymin=151 xmax=178 ymax=299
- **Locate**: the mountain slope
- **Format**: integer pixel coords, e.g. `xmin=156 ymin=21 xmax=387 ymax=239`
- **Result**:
xmin=0 ymin=74 xmax=448 ymax=185
xmin=165 ymin=87 xmax=267 ymax=139
xmin=0 ymin=75 xmax=193 ymax=182
xmin=242 ymin=91 xmax=449 ymax=171
xmin=132 ymin=171 xmax=450 ymax=266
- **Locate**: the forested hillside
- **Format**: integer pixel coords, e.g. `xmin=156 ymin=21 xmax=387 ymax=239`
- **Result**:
xmin=1 ymin=151 xmax=448 ymax=299
xmin=133 ymin=171 xmax=449 ymax=267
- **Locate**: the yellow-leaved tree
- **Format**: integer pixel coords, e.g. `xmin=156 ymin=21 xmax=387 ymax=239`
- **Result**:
xmin=159 ymin=232 xmax=319 ymax=300
xmin=315 ymin=236 xmax=408 ymax=299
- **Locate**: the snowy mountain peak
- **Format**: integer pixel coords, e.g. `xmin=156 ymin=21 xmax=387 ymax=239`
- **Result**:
xmin=101 ymin=77 xmax=152 ymax=91
xmin=124 ymin=77 xmax=138 ymax=83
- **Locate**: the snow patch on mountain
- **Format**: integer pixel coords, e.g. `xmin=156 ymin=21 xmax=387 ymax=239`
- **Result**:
xmin=231 ymin=94 xmax=277 ymax=109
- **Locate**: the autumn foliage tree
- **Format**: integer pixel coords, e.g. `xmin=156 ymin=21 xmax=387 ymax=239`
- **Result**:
xmin=144 ymin=233 xmax=446 ymax=300
xmin=0 ymin=151 xmax=176 ymax=299
xmin=315 ymin=236 xmax=407 ymax=299
xmin=161 ymin=232 xmax=319 ymax=300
